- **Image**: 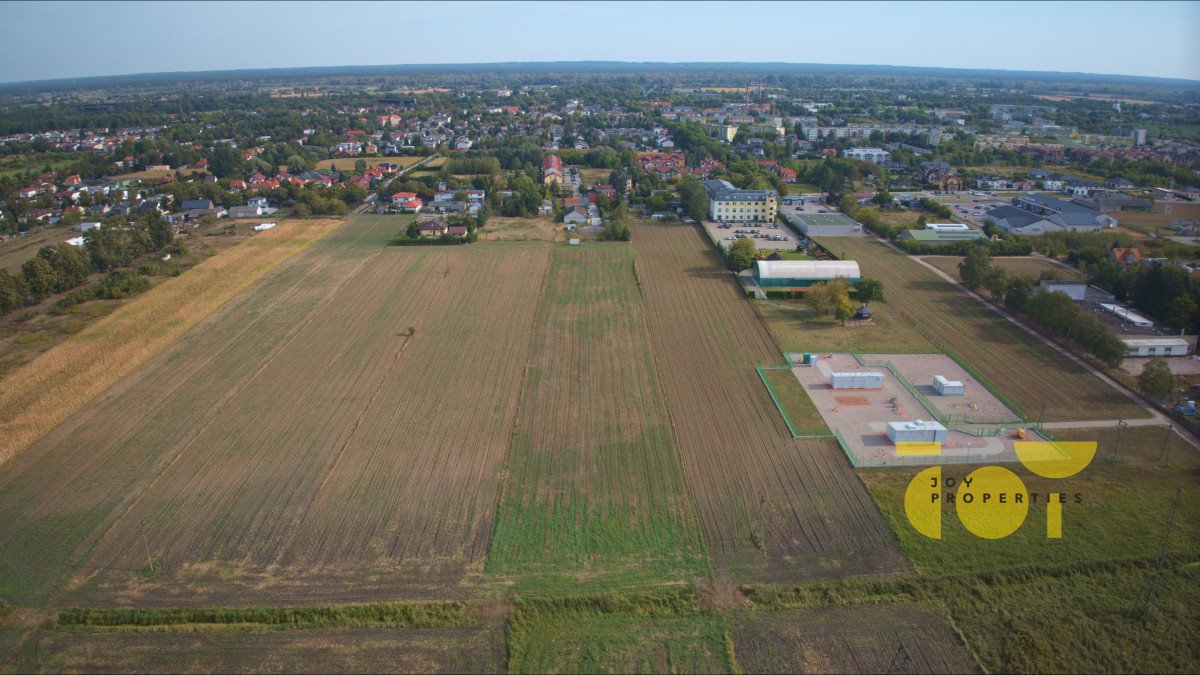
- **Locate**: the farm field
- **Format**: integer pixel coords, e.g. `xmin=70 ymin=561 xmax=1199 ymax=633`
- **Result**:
xmin=0 ymin=213 xmax=554 ymax=608
xmin=314 ymin=156 xmax=424 ymax=172
xmin=0 ymin=217 xmax=342 ymax=471
xmin=506 ymin=594 xmax=730 ymax=674
xmin=922 ymin=254 xmax=1082 ymax=283
xmin=487 ymin=245 xmax=707 ymax=591
xmin=631 ymin=219 xmax=907 ymax=583
xmin=818 ymin=236 xmax=1149 ymax=422
xmin=1114 ymin=201 xmax=1200 ymax=236
xmin=729 ymin=604 xmax=978 ymax=674
xmin=477 ymin=215 xmax=561 ymax=242
xmin=21 ymin=626 xmax=504 ymax=674
xmin=113 ymin=167 xmax=207 ymax=181
xmin=59 ymin=239 xmax=550 ymax=607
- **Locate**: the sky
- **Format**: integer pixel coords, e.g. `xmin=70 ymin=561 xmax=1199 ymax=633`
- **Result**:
xmin=2 ymin=1 xmax=1198 ymax=84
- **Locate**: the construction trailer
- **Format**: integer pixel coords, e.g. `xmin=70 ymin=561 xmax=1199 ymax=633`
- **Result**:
xmin=887 ymin=420 xmax=949 ymax=444
xmin=932 ymin=375 xmax=965 ymax=396
xmin=830 ymin=371 xmax=884 ymax=389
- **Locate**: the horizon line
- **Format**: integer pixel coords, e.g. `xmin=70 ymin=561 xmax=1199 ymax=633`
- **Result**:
xmin=3 ymin=60 xmax=1198 ymax=89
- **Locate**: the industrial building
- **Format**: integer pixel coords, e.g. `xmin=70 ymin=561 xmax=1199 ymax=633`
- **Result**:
xmin=899 ymin=228 xmax=987 ymax=244
xmin=986 ymin=193 xmax=1117 ymax=236
xmin=830 ymin=371 xmax=884 ymax=389
xmin=932 ymin=375 xmax=965 ymax=396
xmin=704 ymin=179 xmax=779 ymax=222
xmin=887 ymin=420 xmax=949 ymax=444
xmin=753 ymin=260 xmax=861 ymax=288
xmin=1121 ymin=338 xmax=1191 ymax=357
xmin=1099 ymin=303 xmax=1154 ymax=328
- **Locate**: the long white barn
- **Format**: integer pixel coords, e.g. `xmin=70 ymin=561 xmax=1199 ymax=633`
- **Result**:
xmin=753 ymin=260 xmax=861 ymax=288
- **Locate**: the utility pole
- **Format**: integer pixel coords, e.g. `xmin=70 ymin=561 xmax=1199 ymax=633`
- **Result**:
xmin=1159 ymin=423 xmax=1174 ymax=465
xmin=1141 ymin=488 xmax=1182 ymax=619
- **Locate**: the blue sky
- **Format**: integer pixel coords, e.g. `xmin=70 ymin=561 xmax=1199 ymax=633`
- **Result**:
xmin=2 ymin=1 xmax=1198 ymax=84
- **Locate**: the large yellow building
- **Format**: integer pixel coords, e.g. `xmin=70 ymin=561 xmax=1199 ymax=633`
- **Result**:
xmin=704 ymin=179 xmax=778 ymax=222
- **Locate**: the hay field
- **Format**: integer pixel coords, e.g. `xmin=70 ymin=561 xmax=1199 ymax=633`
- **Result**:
xmin=631 ymin=220 xmax=907 ymax=583
xmin=487 ymin=245 xmax=707 ymax=591
xmin=820 ymin=237 xmax=1148 ymax=422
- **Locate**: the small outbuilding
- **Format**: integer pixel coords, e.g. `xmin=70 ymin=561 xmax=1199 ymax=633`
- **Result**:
xmin=932 ymin=375 xmax=965 ymax=396
xmin=887 ymin=420 xmax=949 ymax=444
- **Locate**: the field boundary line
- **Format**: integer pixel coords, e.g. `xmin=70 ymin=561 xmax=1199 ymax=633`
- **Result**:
xmin=52 ymin=239 xmax=379 ymax=601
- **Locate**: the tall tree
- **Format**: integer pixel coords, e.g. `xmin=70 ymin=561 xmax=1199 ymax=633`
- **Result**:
xmin=1137 ymin=358 xmax=1176 ymax=400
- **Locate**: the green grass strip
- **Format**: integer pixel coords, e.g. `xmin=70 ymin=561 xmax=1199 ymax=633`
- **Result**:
xmin=57 ymin=601 xmax=468 ymax=629
xmin=757 ymin=365 xmax=800 ymax=438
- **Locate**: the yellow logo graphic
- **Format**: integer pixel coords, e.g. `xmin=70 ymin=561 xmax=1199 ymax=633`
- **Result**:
xmin=904 ymin=440 xmax=1096 ymax=540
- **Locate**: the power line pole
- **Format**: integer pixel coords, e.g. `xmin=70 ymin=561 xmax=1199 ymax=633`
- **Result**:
xmin=1141 ymin=487 xmax=1182 ymax=619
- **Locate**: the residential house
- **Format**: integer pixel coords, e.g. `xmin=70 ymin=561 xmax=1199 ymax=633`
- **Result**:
xmin=973 ymin=173 xmax=1008 ymax=191
xmin=1065 ymin=180 xmax=1105 ymax=197
xmin=416 ymin=219 xmax=448 ymax=238
xmin=181 ymin=199 xmax=214 ymax=211
xmin=563 ymin=205 xmax=590 ymax=226
xmin=1109 ymin=247 xmax=1141 ymax=265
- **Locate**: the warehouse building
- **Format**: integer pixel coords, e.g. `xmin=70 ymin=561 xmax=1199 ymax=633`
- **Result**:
xmin=1121 ymin=338 xmax=1191 ymax=357
xmin=704 ymin=179 xmax=778 ymax=222
xmin=753 ymin=260 xmax=861 ymax=288
xmin=899 ymin=228 xmax=987 ymax=244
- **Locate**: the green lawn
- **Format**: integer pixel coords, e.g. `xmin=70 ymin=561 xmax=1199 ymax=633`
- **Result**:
xmin=756 ymin=299 xmax=938 ymax=354
xmin=759 ymin=368 xmax=828 ymax=436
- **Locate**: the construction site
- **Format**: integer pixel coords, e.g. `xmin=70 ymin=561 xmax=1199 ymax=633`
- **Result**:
xmin=786 ymin=352 xmax=1055 ymax=468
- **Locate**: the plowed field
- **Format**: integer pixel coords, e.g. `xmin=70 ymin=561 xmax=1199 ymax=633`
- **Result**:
xmin=631 ymin=220 xmax=907 ymax=583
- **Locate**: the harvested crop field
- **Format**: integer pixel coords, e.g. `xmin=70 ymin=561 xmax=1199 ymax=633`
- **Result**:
xmin=28 ymin=626 xmax=504 ymax=674
xmin=0 ymin=218 xmax=341 ymax=469
xmin=477 ymin=215 xmax=561 ymax=242
xmin=729 ymin=604 xmax=978 ymax=674
xmin=631 ymin=220 xmax=907 ymax=583
xmin=818 ymin=237 xmax=1148 ymax=422
xmin=0 ymin=214 xmax=552 ymax=607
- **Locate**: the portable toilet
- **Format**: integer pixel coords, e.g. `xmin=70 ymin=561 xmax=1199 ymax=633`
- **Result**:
xmin=802 ymin=352 xmax=812 ymax=365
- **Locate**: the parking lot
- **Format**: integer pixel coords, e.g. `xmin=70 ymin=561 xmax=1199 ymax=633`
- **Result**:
xmin=701 ymin=219 xmax=800 ymax=251
xmin=925 ymin=190 xmax=1012 ymax=224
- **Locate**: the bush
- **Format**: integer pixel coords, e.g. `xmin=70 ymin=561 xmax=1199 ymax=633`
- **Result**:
xmin=100 ymin=270 xmax=151 ymax=299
